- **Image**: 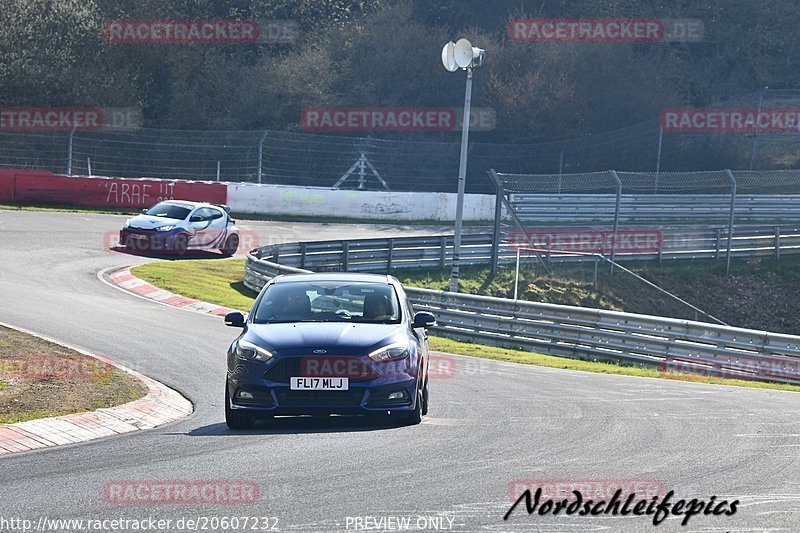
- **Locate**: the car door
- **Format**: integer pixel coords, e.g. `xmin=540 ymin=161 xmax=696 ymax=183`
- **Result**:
xmin=187 ymin=207 xmax=214 ymax=247
xmin=204 ymin=206 xmax=227 ymax=247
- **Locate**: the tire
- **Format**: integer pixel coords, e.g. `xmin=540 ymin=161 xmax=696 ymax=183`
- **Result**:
xmin=221 ymin=234 xmax=239 ymax=256
xmin=421 ymin=378 xmax=429 ymax=416
xmin=401 ymin=388 xmax=423 ymax=426
xmin=172 ymin=234 xmax=188 ymax=256
xmin=225 ymin=387 xmax=255 ymax=430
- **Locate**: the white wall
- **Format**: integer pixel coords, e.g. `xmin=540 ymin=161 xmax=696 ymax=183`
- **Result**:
xmin=227 ymin=183 xmax=497 ymax=221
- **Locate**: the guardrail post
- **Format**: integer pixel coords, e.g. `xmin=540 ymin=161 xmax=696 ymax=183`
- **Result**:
xmin=342 ymin=241 xmax=350 ymax=271
xmin=440 ymin=236 xmax=447 ymax=270
xmin=299 ymin=243 xmax=307 ymax=269
xmin=609 ymin=170 xmax=622 ymax=274
xmin=775 ymin=227 xmax=781 ymax=260
xmin=271 ymin=246 xmax=279 ymax=263
xmin=724 ymin=169 xmax=737 ymax=275
xmin=490 ymin=181 xmax=503 ymax=276
xmin=387 ymin=238 xmax=394 ymax=272
xmin=545 ymin=234 xmax=552 ymax=266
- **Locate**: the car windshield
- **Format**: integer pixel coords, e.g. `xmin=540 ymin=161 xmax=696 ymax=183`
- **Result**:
xmin=145 ymin=202 xmax=191 ymax=220
xmin=253 ymin=281 xmax=402 ymax=325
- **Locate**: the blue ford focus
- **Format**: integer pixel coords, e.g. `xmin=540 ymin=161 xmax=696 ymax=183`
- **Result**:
xmin=223 ymin=273 xmax=436 ymax=429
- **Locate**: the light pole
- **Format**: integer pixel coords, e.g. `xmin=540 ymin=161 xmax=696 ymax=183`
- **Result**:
xmin=442 ymin=38 xmax=484 ymax=292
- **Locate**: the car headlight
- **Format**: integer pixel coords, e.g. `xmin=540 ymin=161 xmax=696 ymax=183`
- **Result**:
xmin=235 ymin=339 xmax=273 ymax=362
xmin=156 ymin=225 xmax=176 ymax=232
xmin=368 ymin=342 xmax=410 ymax=362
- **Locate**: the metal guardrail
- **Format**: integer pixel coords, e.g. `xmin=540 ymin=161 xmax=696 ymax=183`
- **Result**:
xmin=246 ymin=227 xmax=800 ymax=274
xmin=507 ymin=194 xmax=800 ymax=223
xmin=244 ymin=233 xmax=800 ymax=385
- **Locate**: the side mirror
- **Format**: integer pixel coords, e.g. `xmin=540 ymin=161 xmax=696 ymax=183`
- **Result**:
xmin=412 ymin=311 xmax=437 ymax=329
xmin=190 ymin=215 xmax=204 ymax=222
xmin=141 ymin=208 xmax=148 ymax=214
xmin=224 ymin=311 xmax=246 ymax=328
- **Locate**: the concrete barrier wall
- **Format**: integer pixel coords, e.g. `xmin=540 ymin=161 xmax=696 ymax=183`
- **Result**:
xmin=226 ymin=183 xmax=496 ymax=221
xmin=0 ymin=170 xmax=227 ymax=208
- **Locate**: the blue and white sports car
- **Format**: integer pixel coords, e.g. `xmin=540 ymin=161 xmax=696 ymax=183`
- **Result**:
xmin=119 ymin=200 xmax=240 ymax=255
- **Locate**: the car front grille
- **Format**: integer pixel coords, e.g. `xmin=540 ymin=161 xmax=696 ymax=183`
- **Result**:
xmin=263 ymin=357 xmax=378 ymax=383
xmin=275 ymin=390 xmax=365 ymax=407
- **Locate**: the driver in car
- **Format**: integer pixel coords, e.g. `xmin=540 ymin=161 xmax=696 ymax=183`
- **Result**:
xmin=363 ymin=293 xmax=389 ymax=320
xmin=283 ymin=290 xmax=311 ymax=318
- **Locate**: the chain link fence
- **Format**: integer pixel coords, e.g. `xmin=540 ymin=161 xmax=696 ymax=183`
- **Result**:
xmin=2 ymin=90 xmax=800 ymax=193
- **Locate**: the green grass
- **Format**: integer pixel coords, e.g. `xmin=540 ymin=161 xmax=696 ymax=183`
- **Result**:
xmin=131 ymin=258 xmax=800 ymax=393
xmin=132 ymin=258 xmax=254 ymax=311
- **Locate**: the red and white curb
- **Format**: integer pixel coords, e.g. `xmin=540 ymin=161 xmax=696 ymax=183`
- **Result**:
xmin=106 ymin=267 xmax=240 ymax=317
xmin=0 ymin=321 xmax=193 ymax=456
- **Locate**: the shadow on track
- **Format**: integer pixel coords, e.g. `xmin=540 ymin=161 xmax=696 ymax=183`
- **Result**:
xmin=108 ymin=245 xmax=227 ymax=261
xmin=186 ymin=415 xmax=410 ymax=436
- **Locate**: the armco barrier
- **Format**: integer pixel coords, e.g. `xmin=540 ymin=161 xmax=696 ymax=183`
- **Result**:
xmin=244 ymin=235 xmax=800 ymax=385
xmin=0 ymin=170 xmax=227 ymax=208
xmin=243 ymin=227 xmax=800 ymax=274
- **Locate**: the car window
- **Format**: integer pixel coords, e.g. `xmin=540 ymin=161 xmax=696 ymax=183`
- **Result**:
xmin=145 ymin=202 xmax=192 ymax=220
xmin=191 ymin=207 xmax=213 ymax=221
xmin=253 ymin=281 xmax=402 ymax=324
xmin=207 ymin=208 xmax=224 ymax=220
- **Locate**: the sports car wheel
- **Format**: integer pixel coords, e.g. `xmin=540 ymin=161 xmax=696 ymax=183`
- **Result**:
xmin=172 ymin=234 xmax=188 ymax=255
xmin=221 ymin=234 xmax=239 ymax=256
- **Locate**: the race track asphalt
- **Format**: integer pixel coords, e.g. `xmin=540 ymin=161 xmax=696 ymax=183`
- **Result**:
xmin=0 ymin=209 xmax=798 ymax=532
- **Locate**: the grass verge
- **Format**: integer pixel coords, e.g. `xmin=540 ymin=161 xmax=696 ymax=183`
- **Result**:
xmin=0 ymin=326 xmax=148 ymax=424
xmin=130 ymin=258 xmax=800 ymax=393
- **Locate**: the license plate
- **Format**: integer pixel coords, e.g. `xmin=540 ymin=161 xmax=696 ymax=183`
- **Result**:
xmin=290 ymin=377 xmax=349 ymax=390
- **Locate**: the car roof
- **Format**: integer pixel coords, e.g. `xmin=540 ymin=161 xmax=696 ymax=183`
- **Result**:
xmin=158 ymin=200 xmax=220 ymax=209
xmin=272 ymin=272 xmax=394 ymax=284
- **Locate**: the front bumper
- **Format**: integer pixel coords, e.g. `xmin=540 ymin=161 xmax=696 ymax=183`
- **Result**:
xmin=226 ymin=376 xmax=419 ymax=416
xmin=119 ymin=228 xmax=184 ymax=251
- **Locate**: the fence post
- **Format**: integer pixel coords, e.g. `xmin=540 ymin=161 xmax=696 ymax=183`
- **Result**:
xmin=66 ymin=127 xmax=75 ymax=175
xmin=387 ymin=238 xmax=394 ymax=272
xmin=723 ymin=169 xmax=737 ymax=275
xmin=440 ymin=236 xmax=447 ymax=270
xmin=299 ymin=243 xmax=307 ymax=269
xmin=342 ymin=241 xmax=349 ymax=271
xmin=490 ymin=181 xmax=503 ymax=276
xmin=609 ymin=170 xmax=622 ymax=273
xmin=775 ymin=227 xmax=781 ymax=260
xmin=257 ymin=130 xmax=268 ymax=184
xmin=715 ymin=228 xmax=721 ymax=260
xmin=593 ymin=255 xmax=599 ymax=290
xmin=654 ymin=127 xmax=663 ymax=189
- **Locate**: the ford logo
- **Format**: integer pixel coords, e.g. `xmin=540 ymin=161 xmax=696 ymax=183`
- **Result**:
xmin=313 ymin=349 xmax=327 ymax=354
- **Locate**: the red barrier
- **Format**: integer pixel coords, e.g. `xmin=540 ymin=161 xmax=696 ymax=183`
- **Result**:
xmin=0 ymin=169 xmax=16 ymax=202
xmin=7 ymin=172 xmax=227 ymax=208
